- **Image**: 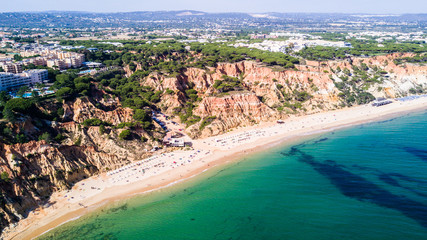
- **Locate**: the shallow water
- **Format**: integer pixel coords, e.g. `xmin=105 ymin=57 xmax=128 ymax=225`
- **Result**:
xmin=40 ymin=110 xmax=427 ymax=240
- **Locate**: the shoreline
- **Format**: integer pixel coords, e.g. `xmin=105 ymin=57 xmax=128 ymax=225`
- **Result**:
xmin=3 ymin=98 xmax=427 ymax=240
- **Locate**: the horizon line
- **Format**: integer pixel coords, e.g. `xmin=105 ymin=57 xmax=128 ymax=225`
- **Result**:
xmin=1 ymin=10 xmax=425 ymax=15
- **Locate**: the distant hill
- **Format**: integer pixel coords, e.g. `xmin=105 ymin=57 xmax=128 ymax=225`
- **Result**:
xmin=0 ymin=11 xmax=425 ymax=30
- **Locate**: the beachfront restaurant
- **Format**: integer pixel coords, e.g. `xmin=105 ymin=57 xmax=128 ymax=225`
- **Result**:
xmin=168 ymin=138 xmax=185 ymax=147
xmin=372 ymin=98 xmax=393 ymax=107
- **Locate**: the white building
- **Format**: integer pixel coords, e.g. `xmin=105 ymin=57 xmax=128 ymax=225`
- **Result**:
xmin=0 ymin=58 xmax=12 ymax=63
xmin=0 ymin=69 xmax=47 ymax=91
xmin=372 ymin=98 xmax=393 ymax=107
xmin=0 ymin=72 xmax=31 ymax=91
xmin=83 ymin=62 xmax=103 ymax=68
xmin=23 ymin=69 xmax=49 ymax=84
xmin=169 ymin=138 xmax=185 ymax=147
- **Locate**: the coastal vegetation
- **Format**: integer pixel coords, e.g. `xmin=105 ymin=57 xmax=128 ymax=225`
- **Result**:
xmin=297 ymin=40 xmax=427 ymax=60
xmin=394 ymin=53 xmax=427 ymax=65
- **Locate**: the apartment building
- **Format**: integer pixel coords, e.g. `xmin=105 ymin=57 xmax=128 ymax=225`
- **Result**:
xmin=23 ymin=69 xmax=49 ymax=84
xmin=23 ymin=57 xmax=48 ymax=66
xmin=0 ymin=72 xmax=31 ymax=91
xmin=46 ymin=59 xmax=67 ymax=70
xmin=0 ymin=62 xmax=23 ymax=73
xmin=20 ymin=49 xmax=85 ymax=69
xmin=0 ymin=69 xmax=47 ymax=91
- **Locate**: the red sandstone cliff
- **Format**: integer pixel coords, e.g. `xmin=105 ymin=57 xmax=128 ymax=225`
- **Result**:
xmin=0 ymin=53 xmax=426 ymax=233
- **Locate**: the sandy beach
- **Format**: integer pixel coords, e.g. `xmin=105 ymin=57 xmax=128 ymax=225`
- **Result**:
xmin=3 ymin=97 xmax=427 ymax=240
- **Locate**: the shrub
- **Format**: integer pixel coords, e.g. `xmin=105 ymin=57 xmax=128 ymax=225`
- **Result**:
xmin=185 ymin=89 xmax=197 ymax=95
xmin=75 ymin=83 xmax=90 ymax=94
xmin=38 ymin=132 xmax=51 ymax=143
xmin=295 ymin=91 xmax=312 ymax=102
xmin=99 ymin=125 xmax=105 ymax=134
xmin=0 ymin=172 xmax=10 ymax=182
xmin=119 ymin=130 xmax=131 ymax=140
xmin=57 ymin=107 xmax=64 ymax=117
xmin=199 ymin=116 xmax=216 ymax=131
xmin=55 ymin=87 xmax=74 ymax=102
xmin=2 ymin=107 xmax=16 ymax=122
xmin=5 ymin=98 xmax=34 ymax=114
xmin=54 ymin=134 xmax=66 ymax=142
xmin=16 ymin=133 xmax=28 ymax=143
xmin=83 ymin=118 xmax=109 ymax=127
xmin=165 ymin=89 xmax=174 ymax=94
xmin=74 ymin=136 xmax=82 ymax=146
xmin=133 ymin=109 xmax=151 ymax=122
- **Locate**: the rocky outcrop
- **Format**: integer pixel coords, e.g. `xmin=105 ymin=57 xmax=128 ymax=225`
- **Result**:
xmin=63 ymin=97 xmax=134 ymax=125
xmin=0 ymin=140 xmax=100 ymax=229
xmin=0 ymin=120 xmax=158 ymax=230
xmin=195 ymin=92 xmax=276 ymax=120
xmin=0 ymin=97 xmax=161 ymax=231
xmin=189 ymin=92 xmax=280 ymax=137
xmin=310 ymin=53 xmax=427 ymax=98
xmin=150 ymin=60 xmax=341 ymax=136
xmin=151 ymin=55 xmax=426 ymax=137
xmin=207 ymin=61 xmax=339 ymax=107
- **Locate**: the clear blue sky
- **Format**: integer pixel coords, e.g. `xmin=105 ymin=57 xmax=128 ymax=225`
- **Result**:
xmin=1 ymin=0 xmax=426 ymax=14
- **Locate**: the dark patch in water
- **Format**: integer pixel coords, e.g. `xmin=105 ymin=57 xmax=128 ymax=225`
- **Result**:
xmin=206 ymin=168 xmax=229 ymax=181
xmin=281 ymin=146 xmax=301 ymax=157
xmin=402 ymin=147 xmax=427 ymax=162
xmin=108 ymin=204 xmax=128 ymax=214
xmin=314 ymin=138 xmax=329 ymax=144
xmin=352 ymin=165 xmax=427 ymax=185
xmin=99 ymin=232 xmax=118 ymax=240
xmin=388 ymin=173 xmax=427 ymax=184
xmin=352 ymin=164 xmax=379 ymax=172
xmin=379 ymin=174 xmax=401 ymax=187
xmin=352 ymin=165 xmax=427 ymax=198
xmin=379 ymin=174 xmax=427 ymax=198
xmin=293 ymin=149 xmax=427 ymax=229
xmin=375 ymin=118 xmax=398 ymax=125
xmin=280 ymin=142 xmax=309 ymax=157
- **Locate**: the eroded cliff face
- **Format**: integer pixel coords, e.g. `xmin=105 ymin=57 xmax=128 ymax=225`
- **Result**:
xmin=63 ymin=96 xmax=134 ymax=125
xmin=0 ymin=137 xmax=122 ymax=228
xmin=147 ymin=60 xmax=342 ymax=137
xmin=143 ymin=55 xmax=426 ymax=137
xmin=0 ymin=97 xmax=160 ymax=231
xmin=306 ymin=53 xmax=427 ymax=98
xmin=189 ymin=92 xmax=279 ymax=137
xmin=356 ymin=54 xmax=427 ymax=98
xmin=204 ymin=61 xmax=340 ymax=109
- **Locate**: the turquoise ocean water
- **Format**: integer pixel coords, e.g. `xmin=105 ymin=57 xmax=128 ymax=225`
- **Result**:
xmin=40 ymin=110 xmax=427 ymax=240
